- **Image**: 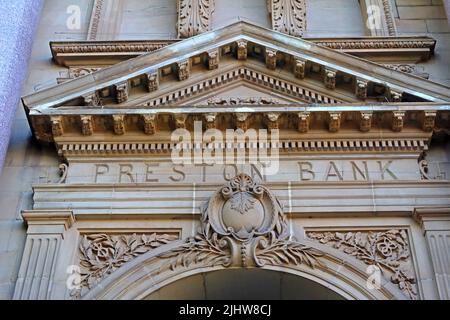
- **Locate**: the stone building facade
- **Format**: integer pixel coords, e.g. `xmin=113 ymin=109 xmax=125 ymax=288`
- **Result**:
xmin=1 ymin=0 xmax=450 ymax=300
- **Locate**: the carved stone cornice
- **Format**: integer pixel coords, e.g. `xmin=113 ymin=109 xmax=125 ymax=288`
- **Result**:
xmin=177 ymin=0 xmax=214 ymax=38
xmin=49 ymin=37 xmax=436 ymax=67
xmin=26 ymin=104 xmax=450 ymax=143
xmin=269 ymin=0 xmax=306 ymax=37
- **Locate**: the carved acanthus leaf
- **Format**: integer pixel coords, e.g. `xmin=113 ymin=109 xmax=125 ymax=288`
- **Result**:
xmin=177 ymin=0 xmax=214 ymax=38
xmin=270 ymin=0 xmax=306 ymax=37
xmin=207 ymin=97 xmax=281 ymax=105
xmin=307 ymin=229 xmax=417 ymax=299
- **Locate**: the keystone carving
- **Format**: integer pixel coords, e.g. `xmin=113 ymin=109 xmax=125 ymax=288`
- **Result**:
xmin=80 ymin=115 xmax=94 ymax=136
xmin=208 ymin=49 xmax=219 ymax=70
xmin=269 ymin=0 xmax=307 ymax=37
xmin=113 ymin=115 xmax=126 ymax=135
xmin=177 ymin=0 xmax=215 ymax=38
xmin=177 ymin=60 xmax=190 ymax=81
xmin=237 ymin=40 xmax=248 ymax=60
xmin=115 ymin=81 xmax=128 ymax=104
xmin=142 ymin=115 xmax=157 ymax=135
xmin=265 ymin=49 xmax=277 ymax=70
xmin=308 ymin=229 xmax=417 ymax=300
xmin=146 ymin=72 xmax=159 ymax=92
xmin=157 ymin=174 xmax=323 ymax=271
xmin=293 ymin=58 xmax=306 ymax=79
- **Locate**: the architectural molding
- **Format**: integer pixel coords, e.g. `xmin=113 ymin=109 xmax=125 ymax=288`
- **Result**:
xmin=269 ymin=0 xmax=306 ymax=37
xmin=177 ymin=0 xmax=215 ymax=38
xmin=13 ymin=210 xmax=74 ymax=300
xmin=360 ymin=0 xmax=397 ymax=37
xmin=87 ymin=0 xmax=124 ymax=41
xmin=307 ymin=229 xmax=417 ymax=299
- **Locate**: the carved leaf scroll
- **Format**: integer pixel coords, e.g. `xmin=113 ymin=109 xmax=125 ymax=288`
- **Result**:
xmin=270 ymin=0 xmax=306 ymax=37
xmin=307 ymin=229 xmax=417 ymax=299
xmin=177 ymin=0 xmax=215 ymax=38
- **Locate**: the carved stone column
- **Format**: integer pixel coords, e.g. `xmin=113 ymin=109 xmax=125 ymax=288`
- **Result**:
xmin=268 ymin=0 xmax=306 ymax=37
xmin=0 ymin=0 xmax=43 ymax=173
xmin=177 ymin=0 xmax=215 ymax=38
xmin=13 ymin=211 xmax=74 ymax=300
xmin=414 ymin=208 xmax=450 ymax=300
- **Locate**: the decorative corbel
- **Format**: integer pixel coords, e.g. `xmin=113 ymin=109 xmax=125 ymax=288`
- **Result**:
xmin=293 ymin=58 xmax=306 ymax=79
xmin=177 ymin=60 xmax=190 ymax=81
xmin=391 ymin=111 xmax=405 ymax=132
xmin=236 ymin=40 xmax=248 ymax=60
xmin=421 ymin=111 xmax=437 ymax=132
xmin=113 ymin=115 xmax=126 ymax=135
xmin=207 ymin=49 xmax=219 ymax=70
xmin=390 ymin=89 xmax=403 ymax=102
xmin=177 ymin=0 xmax=215 ymax=38
xmin=324 ymin=68 xmax=337 ymax=90
xmin=297 ymin=112 xmax=310 ymax=133
xmin=265 ymin=49 xmax=277 ymax=70
xmin=142 ymin=115 xmax=157 ymax=135
xmin=115 ymin=81 xmax=129 ymax=104
xmin=174 ymin=114 xmax=188 ymax=129
xmin=82 ymin=92 xmax=100 ymax=106
xmin=265 ymin=113 xmax=280 ymax=131
xmin=50 ymin=116 xmax=64 ymax=137
xmin=360 ymin=112 xmax=373 ymax=132
xmin=355 ymin=79 xmax=368 ymax=100
xmin=204 ymin=113 xmax=217 ymax=129
xmin=80 ymin=115 xmax=94 ymax=136
xmin=328 ymin=112 xmax=341 ymax=133
xmin=235 ymin=113 xmax=250 ymax=131
xmin=146 ymin=72 xmax=159 ymax=92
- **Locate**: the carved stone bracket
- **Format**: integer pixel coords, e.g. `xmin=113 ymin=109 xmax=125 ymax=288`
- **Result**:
xmin=83 ymin=92 xmax=100 ymax=107
xmin=293 ymin=58 xmax=306 ymax=79
xmin=265 ymin=49 xmax=277 ymax=70
xmin=328 ymin=112 xmax=341 ymax=133
xmin=174 ymin=114 xmax=188 ymax=129
xmin=421 ymin=111 xmax=436 ymax=132
xmin=51 ymin=116 xmax=64 ymax=137
xmin=115 ymin=81 xmax=128 ymax=103
xmin=204 ymin=113 xmax=217 ymax=129
xmin=324 ymin=68 xmax=337 ymax=90
xmin=235 ymin=113 xmax=250 ymax=131
xmin=80 ymin=115 xmax=94 ymax=136
xmin=265 ymin=113 xmax=280 ymax=131
xmin=392 ymin=111 xmax=405 ymax=132
xmin=356 ymin=79 xmax=368 ymax=100
xmin=307 ymin=229 xmax=417 ymax=299
xmin=207 ymin=49 xmax=219 ymax=70
xmin=360 ymin=112 xmax=373 ymax=132
xmin=236 ymin=40 xmax=248 ymax=60
xmin=142 ymin=114 xmax=157 ymax=135
xmin=113 ymin=115 xmax=125 ymax=135
xmin=269 ymin=0 xmax=307 ymax=37
xmin=146 ymin=72 xmax=159 ymax=92
xmin=177 ymin=60 xmax=190 ymax=81
xmin=390 ymin=89 xmax=403 ymax=102
xmin=297 ymin=112 xmax=310 ymax=133
xmin=177 ymin=0 xmax=215 ymax=38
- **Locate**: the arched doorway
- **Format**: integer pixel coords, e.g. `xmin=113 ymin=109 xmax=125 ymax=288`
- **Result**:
xmin=145 ymin=269 xmax=345 ymax=300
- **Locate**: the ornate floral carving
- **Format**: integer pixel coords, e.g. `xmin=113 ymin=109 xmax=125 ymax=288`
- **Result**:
xmin=146 ymin=72 xmax=159 ymax=92
xmin=293 ymin=58 xmax=306 ymax=79
xmin=113 ymin=115 xmax=125 ymax=135
xmin=421 ymin=111 xmax=436 ymax=132
xmin=328 ymin=112 xmax=341 ymax=133
xmin=80 ymin=115 xmax=94 ymax=136
xmin=236 ymin=40 xmax=248 ymax=60
xmin=392 ymin=111 xmax=405 ymax=132
xmin=174 ymin=114 xmax=188 ymax=129
xmin=297 ymin=112 xmax=310 ymax=133
xmin=307 ymin=229 xmax=417 ymax=299
xmin=158 ymin=174 xmax=323 ymax=271
xmin=207 ymin=97 xmax=280 ymax=105
xmin=356 ymin=79 xmax=368 ymax=100
xmin=265 ymin=49 xmax=277 ymax=70
xmin=383 ymin=64 xmax=415 ymax=74
xmin=50 ymin=116 xmax=64 ymax=137
xmin=324 ymin=68 xmax=337 ymax=89
xmin=269 ymin=0 xmax=306 ymax=37
xmin=177 ymin=60 xmax=190 ymax=81
xmin=115 ymin=81 xmax=128 ymax=104
xmin=207 ymin=49 xmax=219 ymax=70
xmin=360 ymin=112 xmax=372 ymax=133
xmin=265 ymin=113 xmax=280 ymax=132
xmin=82 ymin=92 xmax=100 ymax=107
xmin=142 ymin=115 xmax=157 ymax=135
xmin=204 ymin=113 xmax=217 ymax=129
xmin=235 ymin=113 xmax=250 ymax=131
xmin=69 ymin=67 xmax=101 ymax=78
xmin=74 ymin=233 xmax=178 ymax=297
xmin=177 ymin=0 xmax=214 ymax=38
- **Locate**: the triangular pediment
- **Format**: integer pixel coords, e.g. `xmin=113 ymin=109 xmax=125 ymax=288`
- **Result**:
xmin=22 ymin=20 xmax=450 ymax=144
